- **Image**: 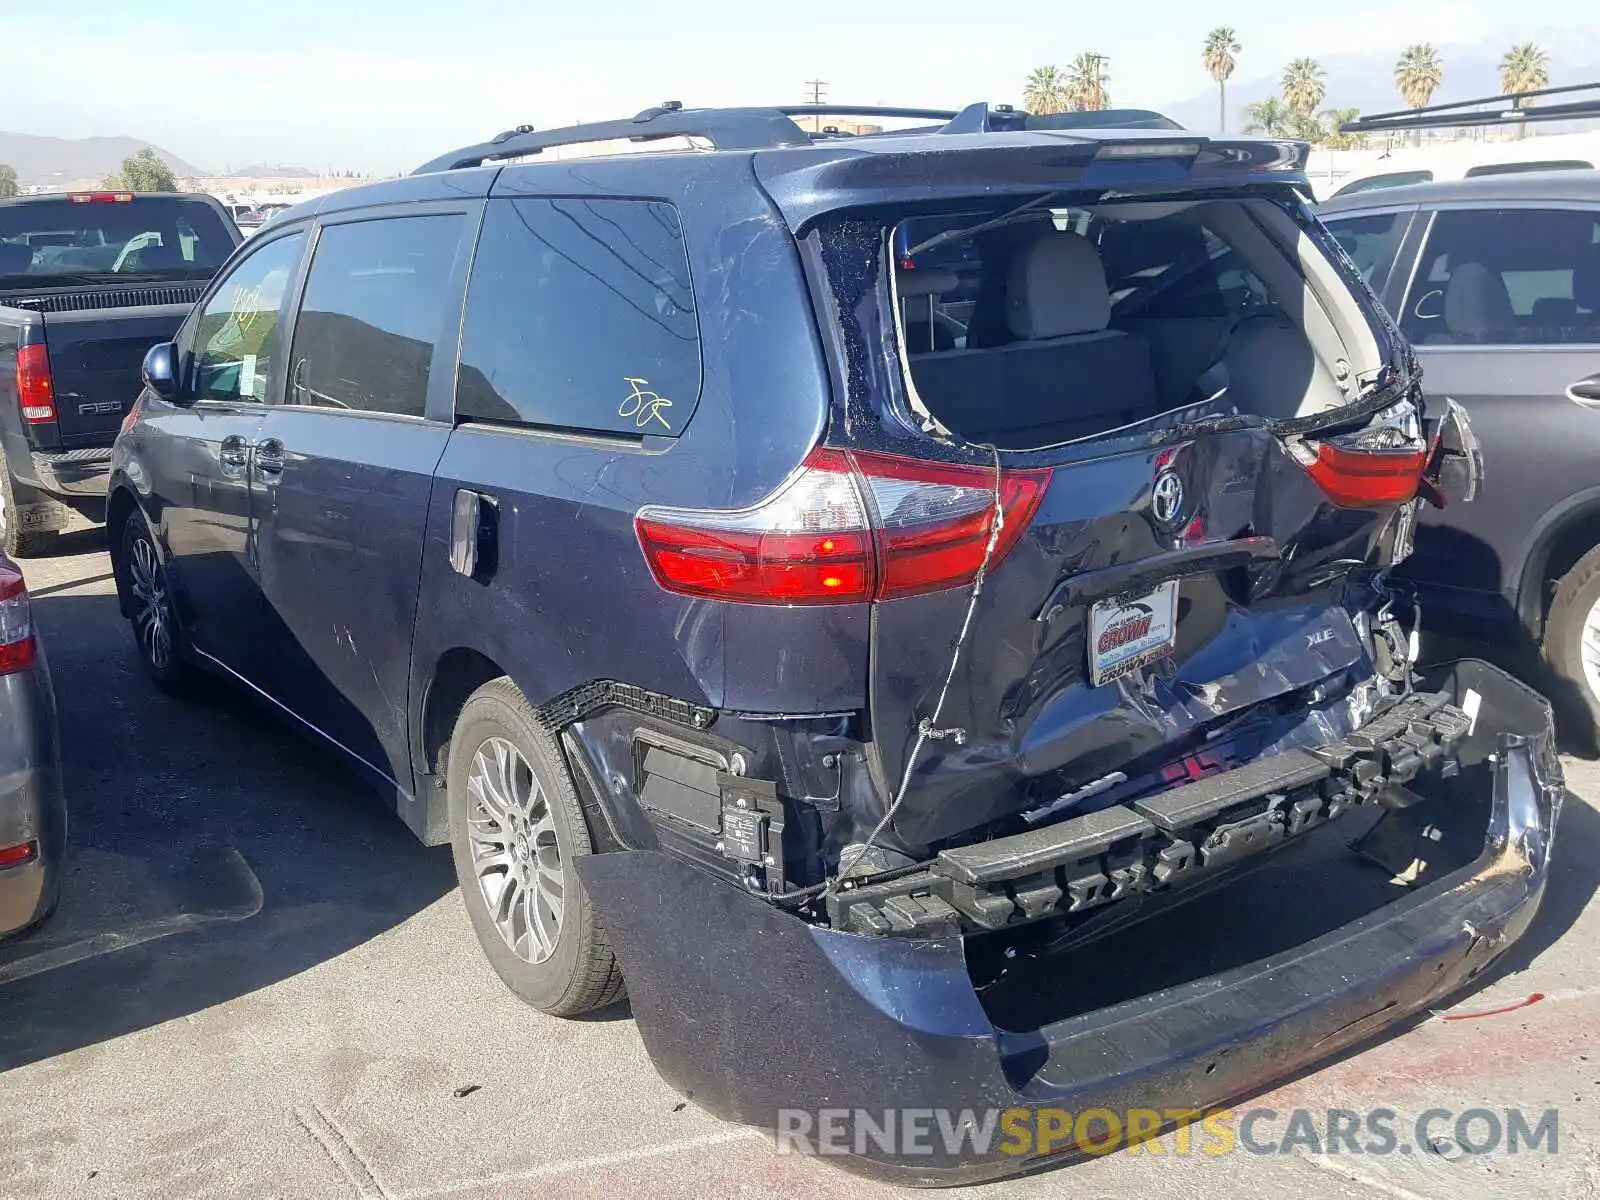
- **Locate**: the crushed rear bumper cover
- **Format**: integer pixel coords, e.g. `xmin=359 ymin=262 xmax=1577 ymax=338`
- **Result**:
xmin=576 ymin=661 xmax=1562 ymax=1186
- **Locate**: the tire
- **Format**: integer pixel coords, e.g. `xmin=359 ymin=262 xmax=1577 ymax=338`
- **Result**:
xmin=446 ymin=677 xmax=624 ymax=1016
xmin=120 ymin=512 xmax=192 ymax=694
xmin=1542 ymin=541 xmax=1600 ymax=745
xmin=0 ymin=462 xmax=57 ymax=558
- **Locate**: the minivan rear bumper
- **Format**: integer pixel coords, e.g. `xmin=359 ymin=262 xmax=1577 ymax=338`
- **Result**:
xmin=576 ymin=661 xmax=1562 ymax=1186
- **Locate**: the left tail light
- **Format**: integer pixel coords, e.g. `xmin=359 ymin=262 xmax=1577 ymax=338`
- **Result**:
xmin=16 ymin=344 xmax=56 ymax=424
xmin=634 ymin=446 xmax=1051 ymax=605
xmin=0 ymin=561 xmax=36 ymax=675
xmin=1291 ymin=403 xmax=1427 ymax=509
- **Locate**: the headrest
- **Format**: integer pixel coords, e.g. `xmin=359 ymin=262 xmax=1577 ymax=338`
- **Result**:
xmin=1444 ymin=263 xmax=1513 ymax=338
xmin=896 ymin=267 xmax=959 ymax=299
xmin=1005 ymin=233 xmax=1110 ymax=340
xmin=0 ymin=243 xmax=33 ymax=274
xmin=1575 ymin=246 xmax=1600 ymax=312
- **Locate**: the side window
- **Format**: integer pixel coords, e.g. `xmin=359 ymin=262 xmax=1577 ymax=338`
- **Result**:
xmin=456 ymin=198 xmax=701 ymax=435
xmin=288 ymin=214 xmax=464 ymax=417
xmin=1401 ymin=207 xmax=1600 ymax=346
xmin=188 ymin=231 xmax=305 ymax=404
xmin=1322 ymin=211 xmax=1409 ymax=291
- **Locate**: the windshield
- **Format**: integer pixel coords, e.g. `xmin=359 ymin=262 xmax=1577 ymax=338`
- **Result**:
xmin=0 ymin=197 xmax=235 ymax=288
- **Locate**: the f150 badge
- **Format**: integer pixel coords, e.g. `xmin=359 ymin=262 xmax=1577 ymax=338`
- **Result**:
xmin=79 ymin=401 xmax=123 ymax=416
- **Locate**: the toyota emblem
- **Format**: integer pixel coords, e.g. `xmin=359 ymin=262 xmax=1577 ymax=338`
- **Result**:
xmin=1151 ymin=470 xmax=1185 ymax=526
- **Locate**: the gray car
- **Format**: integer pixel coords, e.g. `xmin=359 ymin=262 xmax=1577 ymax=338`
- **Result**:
xmin=1317 ymin=170 xmax=1600 ymax=735
xmin=0 ymin=552 xmax=64 ymax=935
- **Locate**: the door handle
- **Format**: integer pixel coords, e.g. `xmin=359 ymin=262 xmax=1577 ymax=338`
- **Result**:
xmin=219 ymin=434 xmax=249 ymax=478
xmin=450 ymin=488 xmax=498 ymax=579
xmin=253 ymin=437 xmax=286 ymax=480
xmin=1567 ymin=375 xmax=1600 ymax=408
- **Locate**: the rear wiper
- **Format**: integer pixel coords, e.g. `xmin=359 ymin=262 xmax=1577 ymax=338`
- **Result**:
xmin=904 ymin=191 xmax=1063 ymax=258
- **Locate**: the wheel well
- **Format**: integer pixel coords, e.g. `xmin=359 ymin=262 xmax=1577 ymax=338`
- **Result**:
xmin=1522 ymin=507 xmax=1600 ymax=640
xmin=421 ymin=648 xmax=507 ymax=781
xmin=104 ymin=489 xmax=139 ymax=615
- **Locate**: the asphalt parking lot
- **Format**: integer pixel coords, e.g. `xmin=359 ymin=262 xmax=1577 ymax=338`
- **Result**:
xmin=2 ymin=528 xmax=1599 ymax=1200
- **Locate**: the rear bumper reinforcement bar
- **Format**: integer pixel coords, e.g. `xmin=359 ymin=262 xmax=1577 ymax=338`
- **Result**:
xmin=827 ymin=688 xmax=1471 ymax=937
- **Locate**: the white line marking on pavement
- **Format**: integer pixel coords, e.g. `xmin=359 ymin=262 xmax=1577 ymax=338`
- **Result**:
xmin=395 ymin=1129 xmax=766 ymax=1199
xmin=0 ymin=847 xmax=263 ymax=987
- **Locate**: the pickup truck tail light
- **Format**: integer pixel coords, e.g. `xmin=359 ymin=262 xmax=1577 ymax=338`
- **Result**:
xmin=634 ymin=446 xmax=1050 ymax=604
xmin=15 ymin=344 xmax=56 ymax=424
xmin=0 ymin=561 xmax=36 ymax=675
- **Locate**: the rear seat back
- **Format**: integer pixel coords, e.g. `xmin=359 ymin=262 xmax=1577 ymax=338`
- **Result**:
xmin=908 ymin=232 xmax=1160 ymax=447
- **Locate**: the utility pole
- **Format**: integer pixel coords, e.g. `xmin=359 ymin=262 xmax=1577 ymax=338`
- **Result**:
xmin=805 ymin=79 xmax=827 ymax=132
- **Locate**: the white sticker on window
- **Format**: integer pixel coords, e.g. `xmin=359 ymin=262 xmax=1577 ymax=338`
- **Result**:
xmin=241 ymin=354 xmax=257 ymax=399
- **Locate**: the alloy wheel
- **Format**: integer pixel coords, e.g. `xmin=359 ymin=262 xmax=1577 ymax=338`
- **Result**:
xmin=128 ymin=533 xmax=174 ymax=672
xmin=1582 ymin=594 xmax=1600 ymax=709
xmin=466 ymin=736 xmax=565 ymax=965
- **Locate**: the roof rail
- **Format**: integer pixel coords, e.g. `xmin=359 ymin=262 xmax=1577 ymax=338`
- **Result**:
xmin=412 ymin=101 xmax=1189 ymax=175
xmin=412 ymin=103 xmax=815 ymax=174
xmin=1341 ymin=81 xmax=1600 ymax=135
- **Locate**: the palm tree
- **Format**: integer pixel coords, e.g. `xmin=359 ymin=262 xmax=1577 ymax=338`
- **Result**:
xmin=1202 ymin=28 xmax=1241 ymax=131
xmin=1393 ymin=44 xmax=1442 ymax=145
xmin=1500 ymin=43 xmax=1551 ymax=139
xmin=1321 ymin=108 xmax=1367 ymax=150
xmin=1243 ymin=98 xmax=1294 ymax=138
xmin=1066 ymin=52 xmax=1110 ymax=111
xmin=1023 ymin=65 xmax=1069 ymax=115
xmin=1281 ymin=58 xmax=1326 ymax=117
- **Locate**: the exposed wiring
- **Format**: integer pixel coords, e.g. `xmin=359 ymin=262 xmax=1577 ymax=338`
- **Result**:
xmin=825 ymin=444 xmax=1007 ymax=898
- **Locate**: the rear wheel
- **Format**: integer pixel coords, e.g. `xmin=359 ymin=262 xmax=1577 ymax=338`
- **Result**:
xmin=1541 ymin=541 xmax=1600 ymax=744
xmin=0 ymin=463 xmax=57 ymax=558
xmin=446 ymin=677 xmax=624 ymax=1015
xmin=121 ymin=513 xmax=192 ymax=693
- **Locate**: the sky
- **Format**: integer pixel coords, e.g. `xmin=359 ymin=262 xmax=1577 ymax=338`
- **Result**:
xmin=5 ymin=0 xmax=1593 ymax=174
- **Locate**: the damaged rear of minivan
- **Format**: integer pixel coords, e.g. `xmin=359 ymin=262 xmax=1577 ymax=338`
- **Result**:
xmin=579 ymin=131 xmax=1560 ymax=1184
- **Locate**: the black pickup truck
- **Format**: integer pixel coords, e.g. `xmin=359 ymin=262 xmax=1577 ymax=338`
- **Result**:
xmin=0 ymin=191 xmax=239 ymax=555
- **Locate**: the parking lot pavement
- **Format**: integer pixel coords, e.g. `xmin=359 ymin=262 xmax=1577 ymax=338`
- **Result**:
xmin=1 ymin=533 xmax=1598 ymax=1199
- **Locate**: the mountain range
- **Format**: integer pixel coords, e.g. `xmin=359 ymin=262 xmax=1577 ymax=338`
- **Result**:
xmin=0 ymin=131 xmax=205 ymax=185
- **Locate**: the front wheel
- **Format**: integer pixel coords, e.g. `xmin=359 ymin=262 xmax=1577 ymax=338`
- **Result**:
xmin=446 ymin=677 xmax=624 ymax=1016
xmin=1542 ymin=541 xmax=1600 ymax=745
xmin=120 ymin=513 xmax=192 ymax=693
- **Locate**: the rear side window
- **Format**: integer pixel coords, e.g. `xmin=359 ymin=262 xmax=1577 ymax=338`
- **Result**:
xmin=1400 ymin=207 xmax=1600 ymax=345
xmin=1322 ymin=211 xmax=1410 ymax=290
xmin=456 ymin=198 xmax=701 ymax=436
xmin=288 ymin=214 xmax=464 ymax=417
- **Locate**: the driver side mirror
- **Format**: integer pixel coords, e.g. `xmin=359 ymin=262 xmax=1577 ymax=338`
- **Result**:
xmin=141 ymin=342 xmax=181 ymax=404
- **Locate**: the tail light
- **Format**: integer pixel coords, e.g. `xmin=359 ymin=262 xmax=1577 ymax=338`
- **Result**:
xmin=635 ymin=447 xmax=1050 ymax=605
xmin=0 ymin=561 xmax=36 ymax=675
xmin=68 ymin=192 xmax=135 ymax=204
xmin=1292 ymin=404 xmax=1427 ymax=509
xmin=16 ymin=344 xmax=56 ymax=424
xmin=1303 ymin=442 xmax=1427 ymax=508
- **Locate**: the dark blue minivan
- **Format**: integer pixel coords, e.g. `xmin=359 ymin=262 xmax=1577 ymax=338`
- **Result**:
xmin=106 ymin=104 xmax=1558 ymax=1183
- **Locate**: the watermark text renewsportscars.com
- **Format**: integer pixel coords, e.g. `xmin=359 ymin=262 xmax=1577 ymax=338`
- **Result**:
xmin=774 ymin=1106 xmax=1559 ymax=1159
